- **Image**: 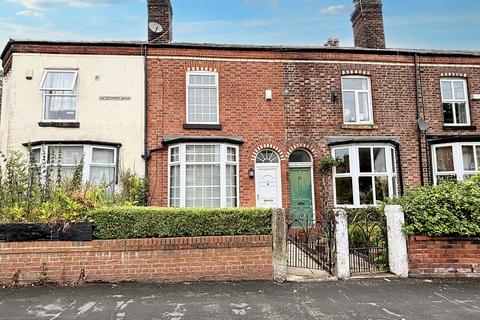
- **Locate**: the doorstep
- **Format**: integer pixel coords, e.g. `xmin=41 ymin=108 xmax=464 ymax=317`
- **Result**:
xmin=350 ymin=272 xmax=396 ymax=279
xmin=287 ymin=267 xmax=337 ymax=283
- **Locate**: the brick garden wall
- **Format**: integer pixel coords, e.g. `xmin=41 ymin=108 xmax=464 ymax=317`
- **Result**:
xmin=409 ymin=235 xmax=480 ymax=279
xmin=0 ymin=235 xmax=273 ymax=285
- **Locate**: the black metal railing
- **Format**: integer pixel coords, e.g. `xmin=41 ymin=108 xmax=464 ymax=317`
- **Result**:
xmin=348 ymin=208 xmax=389 ymax=274
xmin=286 ymin=210 xmax=334 ymax=273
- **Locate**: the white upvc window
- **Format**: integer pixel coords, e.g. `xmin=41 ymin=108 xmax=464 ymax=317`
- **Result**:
xmin=168 ymin=143 xmax=239 ymax=208
xmin=432 ymin=142 xmax=480 ymax=184
xmin=332 ymin=144 xmax=398 ymax=208
xmin=186 ymin=71 xmax=219 ymax=124
xmin=440 ymin=78 xmax=470 ymax=126
xmin=48 ymin=145 xmax=84 ymax=179
xmin=33 ymin=144 xmax=117 ymax=190
xmin=39 ymin=70 xmax=78 ymax=122
xmin=89 ymin=147 xmax=117 ymax=191
xmin=341 ymin=76 xmax=374 ymax=125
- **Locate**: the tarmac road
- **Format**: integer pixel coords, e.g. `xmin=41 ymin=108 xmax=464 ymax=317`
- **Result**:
xmin=0 ymin=278 xmax=479 ymax=319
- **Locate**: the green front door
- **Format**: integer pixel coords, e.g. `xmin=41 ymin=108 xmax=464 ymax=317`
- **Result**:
xmin=289 ymin=168 xmax=314 ymax=221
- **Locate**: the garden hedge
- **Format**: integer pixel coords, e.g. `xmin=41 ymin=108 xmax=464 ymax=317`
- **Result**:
xmin=386 ymin=175 xmax=480 ymax=237
xmin=87 ymin=207 xmax=273 ymax=239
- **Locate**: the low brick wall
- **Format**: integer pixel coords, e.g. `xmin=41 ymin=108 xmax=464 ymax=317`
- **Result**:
xmin=0 ymin=235 xmax=273 ymax=285
xmin=409 ymin=235 xmax=480 ymax=279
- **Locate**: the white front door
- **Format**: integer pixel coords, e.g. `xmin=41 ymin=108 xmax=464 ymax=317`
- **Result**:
xmin=256 ymin=166 xmax=282 ymax=208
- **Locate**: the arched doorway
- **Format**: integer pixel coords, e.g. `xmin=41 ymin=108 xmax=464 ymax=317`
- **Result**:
xmin=255 ymin=150 xmax=282 ymax=208
xmin=288 ymin=149 xmax=315 ymax=221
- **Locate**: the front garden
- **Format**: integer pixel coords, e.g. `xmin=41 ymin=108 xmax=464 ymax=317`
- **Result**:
xmin=0 ymin=150 xmax=272 ymax=242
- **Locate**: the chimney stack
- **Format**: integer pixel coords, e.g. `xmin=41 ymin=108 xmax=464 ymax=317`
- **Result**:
xmin=147 ymin=0 xmax=173 ymax=44
xmin=351 ymin=0 xmax=385 ymax=49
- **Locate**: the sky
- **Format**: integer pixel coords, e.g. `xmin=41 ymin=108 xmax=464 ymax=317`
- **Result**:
xmin=0 ymin=0 xmax=479 ymax=59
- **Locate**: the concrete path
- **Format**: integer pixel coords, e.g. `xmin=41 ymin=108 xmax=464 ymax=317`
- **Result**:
xmin=0 ymin=279 xmax=479 ymax=319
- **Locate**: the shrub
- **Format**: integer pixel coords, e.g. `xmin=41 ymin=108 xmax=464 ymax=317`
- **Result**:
xmin=118 ymin=169 xmax=147 ymax=206
xmin=384 ymin=175 xmax=480 ymax=237
xmin=87 ymin=207 xmax=273 ymax=239
xmin=0 ymin=149 xmax=147 ymax=224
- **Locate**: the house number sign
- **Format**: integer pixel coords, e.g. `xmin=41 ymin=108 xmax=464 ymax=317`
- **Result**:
xmin=99 ymin=96 xmax=132 ymax=101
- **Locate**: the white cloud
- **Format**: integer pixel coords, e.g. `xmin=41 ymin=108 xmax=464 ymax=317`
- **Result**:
xmin=319 ymin=5 xmax=348 ymax=15
xmin=7 ymin=0 xmax=127 ymax=11
xmin=16 ymin=10 xmax=44 ymax=17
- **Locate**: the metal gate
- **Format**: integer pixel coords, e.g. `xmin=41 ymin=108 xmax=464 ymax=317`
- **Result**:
xmin=286 ymin=210 xmax=334 ymax=273
xmin=348 ymin=208 xmax=389 ymax=274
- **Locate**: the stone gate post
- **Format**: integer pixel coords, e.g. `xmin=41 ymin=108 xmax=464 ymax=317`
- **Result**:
xmin=334 ymin=209 xmax=350 ymax=280
xmin=384 ymin=205 xmax=409 ymax=277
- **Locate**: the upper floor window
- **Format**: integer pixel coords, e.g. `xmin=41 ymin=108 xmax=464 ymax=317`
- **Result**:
xmin=40 ymin=70 xmax=78 ymax=122
xmin=341 ymin=76 xmax=373 ymax=125
xmin=433 ymin=142 xmax=480 ymax=184
xmin=441 ymin=78 xmax=470 ymax=126
xmin=186 ymin=72 xmax=219 ymax=124
xmin=333 ymin=144 xmax=397 ymax=207
xmin=168 ymin=143 xmax=238 ymax=208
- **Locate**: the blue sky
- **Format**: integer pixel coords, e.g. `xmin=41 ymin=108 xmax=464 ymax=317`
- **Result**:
xmin=0 ymin=0 xmax=479 ymax=56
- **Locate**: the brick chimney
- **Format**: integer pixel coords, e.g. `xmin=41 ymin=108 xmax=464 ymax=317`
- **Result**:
xmin=147 ymin=0 xmax=173 ymax=44
xmin=351 ymin=0 xmax=385 ymax=49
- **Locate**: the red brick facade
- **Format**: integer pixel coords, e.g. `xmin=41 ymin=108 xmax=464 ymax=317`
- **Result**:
xmin=0 ymin=235 xmax=273 ymax=285
xmin=145 ymin=46 xmax=480 ymax=214
xmin=409 ymin=236 xmax=480 ymax=279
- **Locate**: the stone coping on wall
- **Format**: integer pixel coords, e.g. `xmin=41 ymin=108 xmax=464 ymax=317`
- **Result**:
xmin=410 ymin=235 xmax=480 ymax=242
xmin=0 ymin=235 xmax=273 ymax=254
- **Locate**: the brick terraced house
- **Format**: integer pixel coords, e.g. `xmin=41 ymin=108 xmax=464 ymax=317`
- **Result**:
xmin=1 ymin=0 xmax=480 ymax=220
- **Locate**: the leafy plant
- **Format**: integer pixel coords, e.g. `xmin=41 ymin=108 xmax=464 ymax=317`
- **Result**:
xmin=118 ymin=169 xmax=148 ymax=206
xmin=383 ymin=175 xmax=480 ymax=237
xmin=87 ymin=207 xmax=273 ymax=240
xmin=0 ymin=150 xmax=147 ymax=224
xmin=318 ymin=155 xmax=341 ymax=216
xmin=319 ymin=155 xmax=341 ymax=174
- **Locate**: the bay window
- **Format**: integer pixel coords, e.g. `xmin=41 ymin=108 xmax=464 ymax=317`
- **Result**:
xmin=440 ymin=78 xmax=470 ymax=126
xmin=432 ymin=142 xmax=480 ymax=184
xmin=168 ymin=144 xmax=239 ymax=208
xmin=333 ymin=145 xmax=397 ymax=207
xmin=33 ymin=144 xmax=117 ymax=189
xmin=341 ymin=76 xmax=373 ymax=125
xmin=40 ymin=70 xmax=78 ymax=122
xmin=186 ymin=72 xmax=219 ymax=124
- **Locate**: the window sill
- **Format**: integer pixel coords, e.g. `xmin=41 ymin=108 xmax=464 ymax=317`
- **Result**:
xmin=443 ymin=125 xmax=477 ymax=131
xmin=38 ymin=122 xmax=80 ymax=128
xmin=342 ymin=124 xmax=378 ymax=130
xmin=183 ymin=123 xmax=222 ymax=130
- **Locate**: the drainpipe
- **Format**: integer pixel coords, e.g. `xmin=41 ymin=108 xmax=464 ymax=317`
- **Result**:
xmin=414 ymin=54 xmax=425 ymax=186
xmin=142 ymin=43 xmax=151 ymax=206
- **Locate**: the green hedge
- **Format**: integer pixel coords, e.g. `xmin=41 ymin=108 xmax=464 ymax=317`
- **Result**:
xmin=87 ymin=207 xmax=273 ymax=240
xmin=385 ymin=175 xmax=480 ymax=237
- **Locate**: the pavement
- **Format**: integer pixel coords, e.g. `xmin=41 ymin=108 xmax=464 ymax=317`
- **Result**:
xmin=0 ymin=279 xmax=479 ymax=319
